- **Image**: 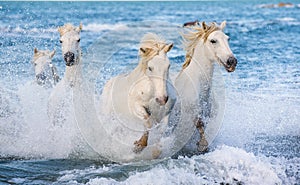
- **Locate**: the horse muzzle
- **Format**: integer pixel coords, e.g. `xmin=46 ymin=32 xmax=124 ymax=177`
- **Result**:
xmin=225 ymin=56 xmax=237 ymax=72
xmin=156 ymin=95 xmax=169 ymax=106
xmin=64 ymin=51 xmax=75 ymax=66
xmin=36 ymin=73 xmax=47 ymax=85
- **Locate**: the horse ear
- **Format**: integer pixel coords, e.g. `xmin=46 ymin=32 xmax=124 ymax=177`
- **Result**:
xmin=76 ymin=23 xmax=83 ymax=32
xmin=34 ymin=48 xmax=38 ymax=54
xmin=164 ymin=43 xmax=173 ymax=53
xmin=139 ymin=47 xmax=151 ymax=55
xmin=50 ymin=50 xmax=56 ymax=58
xmin=202 ymin=21 xmax=207 ymax=30
xmin=220 ymin=21 xmax=226 ymax=30
xmin=58 ymin=26 xmax=63 ymax=36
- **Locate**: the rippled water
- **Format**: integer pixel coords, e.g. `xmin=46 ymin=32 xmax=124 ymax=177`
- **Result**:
xmin=0 ymin=1 xmax=299 ymax=184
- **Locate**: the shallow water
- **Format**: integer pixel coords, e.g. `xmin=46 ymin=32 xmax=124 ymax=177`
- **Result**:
xmin=0 ymin=1 xmax=299 ymax=184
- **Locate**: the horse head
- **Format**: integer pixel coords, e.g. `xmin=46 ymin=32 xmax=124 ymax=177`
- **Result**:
xmin=182 ymin=21 xmax=237 ymax=72
xmin=139 ymin=33 xmax=173 ymax=105
xmin=58 ymin=23 xmax=82 ymax=67
xmin=202 ymin=21 xmax=237 ymax=72
xmin=32 ymin=48 xmax=56 ymax=85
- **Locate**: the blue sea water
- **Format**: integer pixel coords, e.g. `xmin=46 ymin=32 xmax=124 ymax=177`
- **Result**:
xmin=0 ymin=1 xmax=299 ymax=184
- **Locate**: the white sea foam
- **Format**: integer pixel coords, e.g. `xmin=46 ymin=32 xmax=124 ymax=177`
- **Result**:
xmin=0 ymin=23 xmax=128 ymax=35
xmin=276 ymin=17 xmax=296 ymax=22
xmin=55 ymin=145 xmax=295 ymax=184
xmin=9 ymin=178 xmax=26 ymax=184
xmin=84 ymin=23 xmax=128 ymax=32
xmin=0 ymin=81 xmax=94 ymax=159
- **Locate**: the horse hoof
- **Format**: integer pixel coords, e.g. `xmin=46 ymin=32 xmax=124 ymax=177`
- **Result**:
xmin=197 ymin=145 xmax=209 ymax=153
xmin=133 ymin=145 xmax=146 ymax=153
xmin=197 ymin=139 xmax=209 ymax=153
xmin=133 ymin=141 xmax=146 ymax=153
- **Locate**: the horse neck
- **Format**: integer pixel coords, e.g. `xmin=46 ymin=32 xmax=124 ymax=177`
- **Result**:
xmin=184 ymin=41 xmax=214 ymax=94
xmin=64 ymin=55 xmax=82 ymax=86
xmin=126 ymin=61 xmax=145 ymax=84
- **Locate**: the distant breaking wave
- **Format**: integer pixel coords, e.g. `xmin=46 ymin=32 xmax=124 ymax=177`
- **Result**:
xmin=84 ymin=23 xmax=128 ymax=32
xmin=0 ymin=23 xmax=129 ymax=34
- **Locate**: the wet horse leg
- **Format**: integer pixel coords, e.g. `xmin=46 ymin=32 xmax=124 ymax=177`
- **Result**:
xmin=133 ymin=130 xmax=149 ymax=153
xmin=133 ymin=119 xmax=151 ymax=153
xmin=195 ymin=118 xmax=208 ymax=152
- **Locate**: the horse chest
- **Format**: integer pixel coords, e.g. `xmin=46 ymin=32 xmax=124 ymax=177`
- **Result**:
xmin=131 ymin=78 xmax=154 ymax=103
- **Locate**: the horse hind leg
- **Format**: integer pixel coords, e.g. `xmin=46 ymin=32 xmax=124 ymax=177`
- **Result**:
xmin=195 ymin=118 xmax=208 ymax=153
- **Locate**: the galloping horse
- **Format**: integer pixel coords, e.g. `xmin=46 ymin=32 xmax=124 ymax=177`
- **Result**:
xmin=32 ymin=48 xmax=59 ymax=87
xmin=173 ymin=21 xmax=237 ymax=153
xmin=101 ymin=33 xmax=175 ymax=153
xmin=48 ymin=23 xmax=83 ymax=127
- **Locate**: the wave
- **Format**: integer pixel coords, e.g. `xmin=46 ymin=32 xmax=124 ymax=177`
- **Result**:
xmin=0 ymin=26 xmax=57 ymax=36
xmin=0 ymin=23 xmax=128 ymax=35
xmin=84 ymin=23 xmax=128 ymax=32
xmin=258 ymin=3 xmax=300 ymax=9
xmin=53 ymin=145 xmax=296 ymax=185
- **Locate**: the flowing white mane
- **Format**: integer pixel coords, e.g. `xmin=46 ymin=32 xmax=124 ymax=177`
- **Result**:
xmin=181 ymin=22 xmax=221 ymax=69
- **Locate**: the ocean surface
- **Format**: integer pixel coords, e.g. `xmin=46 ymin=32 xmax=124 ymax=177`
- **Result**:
xmin=0 ymin=1 xmax=299 ymax=184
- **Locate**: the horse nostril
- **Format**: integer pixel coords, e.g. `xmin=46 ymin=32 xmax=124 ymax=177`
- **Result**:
xmin=227 ymin=56 xmax=237 ymax=66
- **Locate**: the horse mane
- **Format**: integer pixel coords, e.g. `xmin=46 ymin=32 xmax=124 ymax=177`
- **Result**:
xmin=138 ymin=33 xmax=167 ymax=72
xmin=58 ymin=23 xmax=82 ymax=36
xmin=33 ymin=50 xmax=50 ymax=61
xmin=181 ymin=21 xmax=221 ymax=69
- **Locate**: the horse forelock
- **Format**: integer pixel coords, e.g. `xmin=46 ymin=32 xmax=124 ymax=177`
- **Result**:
xmin=181 ymin=22 xmax=221 ymax=69
xmin=58 ymin=23 xmax=78 ymax=36
xmin=138 ymin=33 xmax=168 ymax=72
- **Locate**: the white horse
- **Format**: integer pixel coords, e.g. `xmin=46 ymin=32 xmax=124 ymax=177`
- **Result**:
xmin=47 ymin=23 xmax=85 ymax=155
xmin=101 ymin=33 xmax=175 ymax=153
xmin=171 ymin=21 xmax=237 ymax=153
xmin=57 ymin=23 xmax=83 ymax=87
xmin=48 ymin=23 xmax=82 ymax=121
xmin=32 ymin=48 xmax=60 ymax=87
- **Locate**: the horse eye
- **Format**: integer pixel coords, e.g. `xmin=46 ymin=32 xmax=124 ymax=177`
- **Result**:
xmin=59 ymin=40 xmax=63 ymax=43
xmin=77 ymin=39 xmax=80 ymax=42
xmin=148 ymin=67 xmax=153 ymax=72
xmin=210 ymin=39 xmax=217 ymax=44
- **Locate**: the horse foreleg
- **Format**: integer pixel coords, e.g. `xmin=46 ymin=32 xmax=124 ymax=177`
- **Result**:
xmin=133 ymin=117 xmax=153 ymax=153
xmin=134 ymin=104 xmax=151 ymax=120
xmin=133 ymin=130 xmax=149 ymax=153
xmin=195 ymin=118 xmax=208 ymax=152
